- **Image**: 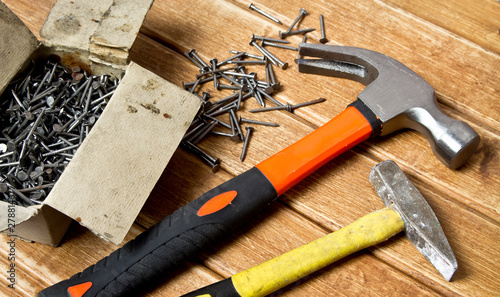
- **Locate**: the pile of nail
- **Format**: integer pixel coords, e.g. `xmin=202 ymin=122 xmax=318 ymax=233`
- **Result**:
xmin=0 ymin=57 xmax=119 ymax=206
xmin=181 ymin=6 xmax=328 ymax=171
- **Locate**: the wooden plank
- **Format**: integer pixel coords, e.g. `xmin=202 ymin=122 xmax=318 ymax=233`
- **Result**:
xmin=1 ymin=0 xmax=499 ymax=296
xmin=381 ymin=0 xmax=500 ymax=54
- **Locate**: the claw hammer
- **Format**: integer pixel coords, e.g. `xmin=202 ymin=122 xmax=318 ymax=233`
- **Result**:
xmin=39 ymin=44 xmax=479 ymax=297
xmin=182 ymin=160 xmax=458 ymax=297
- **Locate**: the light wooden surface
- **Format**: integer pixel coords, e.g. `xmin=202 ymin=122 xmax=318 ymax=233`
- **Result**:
xmin=1 ymin=0 xmax=499 ymax=296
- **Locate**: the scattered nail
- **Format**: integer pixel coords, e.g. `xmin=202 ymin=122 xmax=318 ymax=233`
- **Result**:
xmin=319 ymin=14 xmax=328 ymax=44
xmin=240 ymin=126 xmax=254 ymax=162
xmin=249 ymin=3 xmax=282 ymax=25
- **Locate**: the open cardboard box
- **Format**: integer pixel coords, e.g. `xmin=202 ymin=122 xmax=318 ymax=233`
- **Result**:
xmin=0 ymin=1 xmax=201 ymax=246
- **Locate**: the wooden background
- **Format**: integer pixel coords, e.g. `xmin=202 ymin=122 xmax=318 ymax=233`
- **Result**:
xmin=1 ymin=0 xmax=499 ymax=296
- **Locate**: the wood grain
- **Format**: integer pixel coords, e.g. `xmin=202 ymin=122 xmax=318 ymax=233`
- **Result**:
xmin=381 ymin=0 xmax=500 ymax=54
xmin=1 ymin=0 xmax=499 ymax=296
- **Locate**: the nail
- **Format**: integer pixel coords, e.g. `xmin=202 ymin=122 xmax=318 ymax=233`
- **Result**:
xmin=249 ymin=3 xmax=282 ymax=25
xmin=228 ymin=60 xmax=267 ymax=65
xmin=249 ymin=104 xmax=289 ymax=113
xmin=222 ymin=71 xmax=257 ymax=80
xmin=230 ymin=109 xmax=244 ymax=142
xmin=189 ymin=76 xmax=203 ymax=93
xmin=262 ymin=40 xmax=298 ymax=51
xmin=240 ymin=126 xmax=254 ymax=162
xmin=183 ymin=76 xmax=214 ymax=89
xmin=191 ymin=120 xmax=218 ymax=145
xmin=249 ymin=98 xmax=326 ymax=113
xmin=188 ymin=49 xmax=210 ymax=71
xmin=211 ymin=131 xmax=235 ymax=137
xmin=183 ymin=121 xmax=208 ymax=141
xmin=41 ymin=144 xmax=80 ymax=157
xmin=181 ymin=141 xmax=220 ymax=173
xmin=217 ymin=52 xmax=247 ymax=67
xmin=279 ymin=28 xmax=315 ymax=39
xmin=229 ymin=50 xmax=266 ymax=60
xmin=285 ymin=8 xmax=307 ymax=33
xmin=266 ymin=62 xmax=280 ymax=91
xmin=256 ymin=88 xmax=284 ymax=106
xmin=251 ymin=41 xmax=289 ymax=70
xmin=183 ymin=51 xmax=204 ymax=69
xmin=319 ymin=15 xmax=328 ymax=43
xmin=211 ymin=59 xmax=219 ymax=90
xmin=239 ymin=116 xmax=279 ymax=127
xmin=250 ymin=41 xmax=279 ymax=67
xmin=292 ymin=97 xmax=326 ymax=109
xmin=250 ymin=34 xmax=291 ymax=44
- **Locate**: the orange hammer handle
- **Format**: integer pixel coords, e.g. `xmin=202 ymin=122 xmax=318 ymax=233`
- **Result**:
xmin=256 ymin=106 xmax=373 ymax=196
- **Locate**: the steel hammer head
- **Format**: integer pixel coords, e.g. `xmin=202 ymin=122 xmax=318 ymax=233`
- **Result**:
xmin=369 ymin=160 xmax=457 ymax=281
xmin=297 ymin=43 xmax=480 ymax=169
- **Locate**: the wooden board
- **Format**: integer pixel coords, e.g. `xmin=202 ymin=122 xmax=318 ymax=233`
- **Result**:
xmin=1 ymin=0 xmax=499 ymax=296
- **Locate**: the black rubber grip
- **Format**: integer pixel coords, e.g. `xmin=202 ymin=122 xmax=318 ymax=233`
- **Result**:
xmin=181 ymin=278 xmax=240 ymax=297
xmin=38 ymin=167 xmax=277 ymax=297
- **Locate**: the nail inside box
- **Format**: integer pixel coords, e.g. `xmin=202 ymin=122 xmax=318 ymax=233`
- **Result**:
xmin=0 ymin=56 xmax=120 ymax=207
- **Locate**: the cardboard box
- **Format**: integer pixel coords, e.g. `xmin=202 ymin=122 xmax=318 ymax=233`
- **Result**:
xmin=0 ymin=1 xmax=201 ymax=245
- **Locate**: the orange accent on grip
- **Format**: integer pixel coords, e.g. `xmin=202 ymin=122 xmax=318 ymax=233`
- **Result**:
xmin=256 ymin=106 xmax=372 ymax=196
xmin=67 ymin=282 xmax=92 ymax=297
xmin=198 ymin=191 xmax=238 ymax=216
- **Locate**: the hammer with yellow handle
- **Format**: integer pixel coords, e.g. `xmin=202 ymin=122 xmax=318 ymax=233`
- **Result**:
xmin=182 ymin=160 xmax=458 ymax=297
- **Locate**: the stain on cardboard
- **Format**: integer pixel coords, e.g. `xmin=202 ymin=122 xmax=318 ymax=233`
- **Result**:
xmin=142 ymin=79 xmax=159 ymax=90
xmin=54 ymin=14 xmax=81 ymax=35
xmin=75 ymin=217 xmax=82 ymax=223
xmin=60 ymin=53 xmax=91 ymax=74
xmin=127 ymin=105 xmax=138 ymax=113
xmin=140 ymin=103 xmax=160 ymax=115
xmin=117 ymin=23 xmax=132 ymax=32
xmin=104 ymin=232 xmax=113 ymax=239
xmin=163 ymin=113 xmax=170 ymax=119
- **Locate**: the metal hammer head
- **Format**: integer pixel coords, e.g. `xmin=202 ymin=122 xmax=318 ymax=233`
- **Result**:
xmin=297 ymin=43 xmax=480 ymax=169
xmin=369 ymin=160 xmax=457 ymax=281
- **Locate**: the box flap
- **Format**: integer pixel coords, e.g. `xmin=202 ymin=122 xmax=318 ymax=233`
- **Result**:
xmin=1 ymin=205 xmax=72 ymax=246
xmin=40 ymin=0 xmax=154 ymax=75
xmin=0 ymin=203 xmax=40 ymax=232
xmin=44 ymin=62 xmax=201 ymax=244
xmin=0 ymin=2 xmax=40 ymax=95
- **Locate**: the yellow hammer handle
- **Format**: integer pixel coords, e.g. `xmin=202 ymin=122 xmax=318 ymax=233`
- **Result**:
xmin=232 ymin=206 xmax=404 ymax=297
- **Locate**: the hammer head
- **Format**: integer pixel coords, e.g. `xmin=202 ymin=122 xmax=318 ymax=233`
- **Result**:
xmin=369 ymin=160 xmax=457 ymax=281
xmin=297 ymin=43 xmax=480 ymax=169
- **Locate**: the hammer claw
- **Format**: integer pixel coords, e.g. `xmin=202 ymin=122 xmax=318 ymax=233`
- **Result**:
xmin=297 ymin=58 xmax=368 ymax=84
xmin=298 ymin=43 xmax=480 ymax=169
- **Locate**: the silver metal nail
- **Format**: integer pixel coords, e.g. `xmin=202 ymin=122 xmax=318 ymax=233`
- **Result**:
xmin=249 ymin=3 xmax=282 ymax=25
xmin=285 ymin=8 xmax=307 ymax=33
xmin=319 ymin=15 xmax=328 ymax=44
xmin=240 ymin=126 xmax=254 ymax=162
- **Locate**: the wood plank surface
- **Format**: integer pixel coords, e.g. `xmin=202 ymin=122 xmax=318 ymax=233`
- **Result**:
xmin=1 ymin=0 xmax=499 ymax=296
